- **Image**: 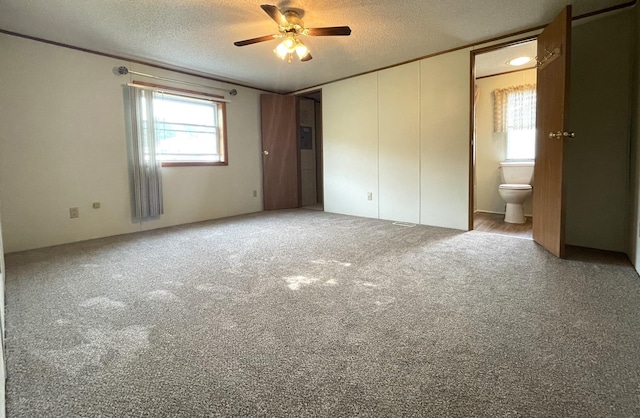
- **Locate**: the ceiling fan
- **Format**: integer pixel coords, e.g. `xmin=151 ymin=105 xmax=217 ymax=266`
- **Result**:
xmin=234 ymin=4 xmax=352 ymax=63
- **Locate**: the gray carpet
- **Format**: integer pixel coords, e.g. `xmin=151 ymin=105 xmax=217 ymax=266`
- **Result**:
xmin=4 ymin=209 xmax=640 ymax=417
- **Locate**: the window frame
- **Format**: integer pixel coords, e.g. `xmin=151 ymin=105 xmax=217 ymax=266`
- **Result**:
xmin=133 ymin=81 xmax=229 ymax=167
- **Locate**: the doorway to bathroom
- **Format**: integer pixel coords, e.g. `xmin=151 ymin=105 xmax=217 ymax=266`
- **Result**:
xmin=470 ymin=38 xmax=537 ymax=239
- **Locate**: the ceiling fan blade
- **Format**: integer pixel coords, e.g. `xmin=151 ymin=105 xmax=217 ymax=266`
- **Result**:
xmin=306 ymin=26 xmax=352 ymax=36
xmin=301 ymin=53 xmax=313 ymax=62
xmin=234 ymin=34 xmax=278 ymax=47
xmin=260 ymin=4 xmax=289 ymax=27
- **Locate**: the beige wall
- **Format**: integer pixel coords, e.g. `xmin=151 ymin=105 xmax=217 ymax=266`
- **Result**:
xmin=323 ymin=51 xmax=469 ymax=229
xmin=379 ymin=62 xmax=420 ymax=224
xmin=0 ymin=34 xmax=263 ymax=253
xmin=323 ymin=73 xmax=380 ymax=218
xmin=420 ymin=49 xmax=470 ymax=229
xmin=475 ymin=69 xmax=536 ymax=215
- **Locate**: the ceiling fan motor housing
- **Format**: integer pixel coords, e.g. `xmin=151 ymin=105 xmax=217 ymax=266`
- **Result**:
xmin=282 ymin=10 xmax=304 ymax=32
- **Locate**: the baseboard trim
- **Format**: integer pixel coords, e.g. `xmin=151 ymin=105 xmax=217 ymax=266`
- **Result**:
xmin=474 ymin=210 xmax=505 ymax=215
xmin=474 ymin=210 xmax=533 ymax=218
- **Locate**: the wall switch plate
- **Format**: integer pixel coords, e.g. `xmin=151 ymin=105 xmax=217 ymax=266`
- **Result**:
xmin=92 ymin=202 xmax=101 ymax=209
xmin=69 ymin=207 xmax=79 ymax=218
xmin=367 ymin=192 xmax=373 ymax=201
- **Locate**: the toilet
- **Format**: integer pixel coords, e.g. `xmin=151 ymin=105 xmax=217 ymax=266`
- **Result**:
xmin=498 ymin=161 xmax=534 ymax=224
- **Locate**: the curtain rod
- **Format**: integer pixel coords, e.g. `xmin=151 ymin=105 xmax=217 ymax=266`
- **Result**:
xmin=126 ymin=83 xmax=231 ymax=103
xmin=117 ymin=66 xmax=238 ymax=96
xmin=127 ymin=82 xmax=231 ymax=103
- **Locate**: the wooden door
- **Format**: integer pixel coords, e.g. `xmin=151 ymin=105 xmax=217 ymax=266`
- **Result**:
xmin=532 ymin=6 xmax=572 ymax=258
xmin=260 ymin=94 xmax=300 ymax=210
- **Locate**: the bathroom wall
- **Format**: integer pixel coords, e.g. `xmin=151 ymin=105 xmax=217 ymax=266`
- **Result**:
xmin=475 ymin=68 xmax=537 ymax=216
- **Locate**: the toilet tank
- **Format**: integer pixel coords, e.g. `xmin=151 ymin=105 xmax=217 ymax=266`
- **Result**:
xmin=500 ymin=161 xmax=535 ymax=185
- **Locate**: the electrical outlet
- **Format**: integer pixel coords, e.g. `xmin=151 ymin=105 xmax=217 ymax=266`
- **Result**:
xmin=367 ymin=192 xmax=373 ymax=201
xmin=69 ymin=207 xmax=79 ymax=218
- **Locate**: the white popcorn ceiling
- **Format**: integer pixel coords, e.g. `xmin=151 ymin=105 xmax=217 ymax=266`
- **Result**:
xmin=0 ymin=0 xmax=630 ymax=93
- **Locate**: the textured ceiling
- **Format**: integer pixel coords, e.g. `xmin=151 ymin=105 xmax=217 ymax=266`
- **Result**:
xmin=0 ymin=0 xmax=632 ymax=93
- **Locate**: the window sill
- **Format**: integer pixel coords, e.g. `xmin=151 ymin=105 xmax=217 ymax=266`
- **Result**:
xmin=161 ymin=161 xmax=228 ymax=167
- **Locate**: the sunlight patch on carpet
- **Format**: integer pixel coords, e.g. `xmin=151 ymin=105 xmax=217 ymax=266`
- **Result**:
xmin=375 ymin=296 xmax=396 ymax=306
xmin=283 ymin=276 xmax=319 ymax=290
xmin=358 ymin=281 xmax=378 ymax=288
xmin=33 ymin=325 xmax=150 ymax=376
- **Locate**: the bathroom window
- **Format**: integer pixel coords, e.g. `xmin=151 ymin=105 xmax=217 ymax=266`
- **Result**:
xmin=494 ymin=84 xmax=536 ymax=160
xmin=507 ymin=129 xmax=535 ymax=160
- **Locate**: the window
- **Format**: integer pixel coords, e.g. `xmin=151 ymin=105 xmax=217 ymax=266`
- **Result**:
xmin=505 ymin=87 xmax=536 ymax=160
xmin=493 ymin=84 xmax=536 ymax=160
xmin=506 ymin=129 xmax=535 ymax=160
xmin=138 ymin=87 xmax=227 ymax=166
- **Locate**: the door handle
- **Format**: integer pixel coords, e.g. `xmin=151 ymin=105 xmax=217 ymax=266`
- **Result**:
xmin=548 ymin=131 xmax=576 ymax=139
xmin=263 ymin=150 xmax=269 ymax=155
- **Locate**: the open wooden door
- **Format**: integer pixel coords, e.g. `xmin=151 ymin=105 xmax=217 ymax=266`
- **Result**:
xmin=260 ymin=94 xmax=300 ymax=210
xmin=533 ymin=6 xmax=573 ymax=258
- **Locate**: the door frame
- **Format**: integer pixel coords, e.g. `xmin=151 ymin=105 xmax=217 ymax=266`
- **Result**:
xmin=295 ymin=89 xmax=324 ymax=208
xmin=468 ymin=36 xmax=539 ymax=231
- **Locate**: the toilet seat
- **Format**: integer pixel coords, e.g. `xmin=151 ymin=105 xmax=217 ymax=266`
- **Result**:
xmin=499 ymin=184 xmax=532 ymax=191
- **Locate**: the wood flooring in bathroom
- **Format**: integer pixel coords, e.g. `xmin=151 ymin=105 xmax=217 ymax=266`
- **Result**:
xmin=473 ymin=212 xmax=532 ymax=239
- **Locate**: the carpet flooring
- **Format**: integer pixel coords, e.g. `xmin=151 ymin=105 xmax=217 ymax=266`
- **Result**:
xmin=4 ymin=209 xmax=640 ymax=417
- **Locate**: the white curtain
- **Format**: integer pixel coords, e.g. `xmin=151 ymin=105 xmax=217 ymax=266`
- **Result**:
xmin=493 ymin=84 xmax=536 ymax=133
xmin=130 ymin=87 xmax=163 ymax=219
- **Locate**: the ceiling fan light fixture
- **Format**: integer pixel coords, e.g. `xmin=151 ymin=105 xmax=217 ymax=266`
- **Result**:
xmin=274 ymin=42 xmax=289 ymax=60
xmin=283 ymin=35 xmax=296 ymax=50
xmin=295 ymin=41 xmax=310 ymax=60
xmin=274 ymin=34 xmax=309 ymax=62
xmin=274 ymin=34 xmax=298 ymax=59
